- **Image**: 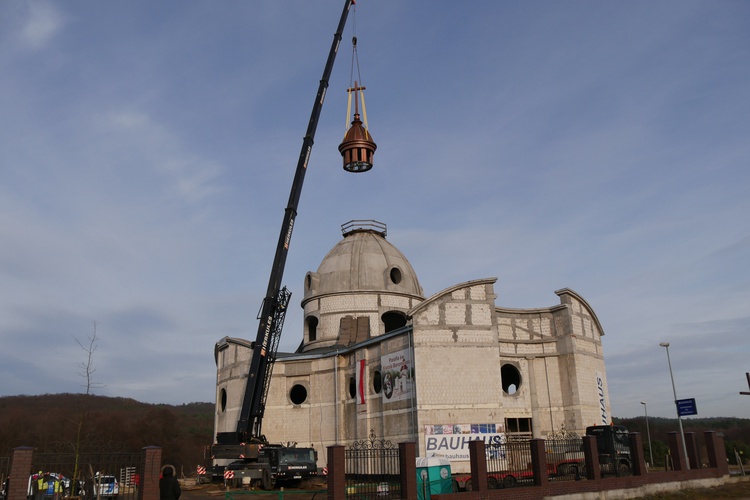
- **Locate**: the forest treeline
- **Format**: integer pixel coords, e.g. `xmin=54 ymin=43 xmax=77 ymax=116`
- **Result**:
xmin=1 ymin=394 xmax=748 ymax=471
xmin=0 ymin=394 xmax=214 ymax=470
xmin=614 ymin=415 xmax=750 ymax=466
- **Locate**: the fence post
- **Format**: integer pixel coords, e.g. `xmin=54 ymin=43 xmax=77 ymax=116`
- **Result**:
xmin=139 ymin=446 xmax=162 ymax=500
xmin=8 ymin=447 xmax=34 ymax=500
xmin=399 ymin=442 xmax=417 ymax=500
xmin=704 ymin=431 xmax=729 ymax=476
xmin=327 ymin=445 xmax=345 ymax=500
xmin=468 ymin=440 xmax=487 ymax=492
xmin=667 ymin=432 xmax=687 ymax=471
xmin=628 ymin=432 xmax=647 ymax=476
xmin=684 ymin=432 xmax=700 ymax=470
xmin=582 ymin=435 xmax=601 ymax=481
xmin=530 ymin=439 xmax=547 ymax=486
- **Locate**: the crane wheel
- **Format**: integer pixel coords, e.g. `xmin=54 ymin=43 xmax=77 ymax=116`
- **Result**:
xmin=261 ymin=468 xmax=274 ymax=490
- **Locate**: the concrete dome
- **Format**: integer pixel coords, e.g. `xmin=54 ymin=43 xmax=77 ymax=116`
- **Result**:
xmin=303 ymin=221 xmax=423 ymax=300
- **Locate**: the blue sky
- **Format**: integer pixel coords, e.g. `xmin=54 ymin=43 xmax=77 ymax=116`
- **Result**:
xmin=1 ymin=1 xmax=748 ymax=421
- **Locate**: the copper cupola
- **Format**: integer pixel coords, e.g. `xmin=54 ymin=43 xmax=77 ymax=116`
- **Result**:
xmin=339 ymin=80 xmax=377 ymax=173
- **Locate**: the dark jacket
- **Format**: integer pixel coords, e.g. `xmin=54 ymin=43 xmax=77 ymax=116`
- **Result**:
xmin=159 ymin=469 xmax=181 ymax=500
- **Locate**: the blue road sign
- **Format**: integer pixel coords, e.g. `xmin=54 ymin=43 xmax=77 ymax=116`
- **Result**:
xmin=676 ymin=398 xmax=697 ymax=416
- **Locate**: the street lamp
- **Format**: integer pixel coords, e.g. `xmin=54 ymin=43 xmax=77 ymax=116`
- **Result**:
xmin=659 ymin=341 xmax=690 ymax=469
xmin=640 ymin=401 xmax=654 ymax=467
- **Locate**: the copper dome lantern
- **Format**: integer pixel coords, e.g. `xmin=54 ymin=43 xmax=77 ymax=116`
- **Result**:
xmin=339 ymin=81 xmax=376 ymax=173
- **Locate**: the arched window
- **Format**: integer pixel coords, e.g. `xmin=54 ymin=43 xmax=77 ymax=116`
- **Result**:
xmin=306 ymin=316 xmax=319 ymax=342
xmin=349 ymin=376 xmax=356 ymax=399
xmin=381 ymin=311 xmax=407 ymax=333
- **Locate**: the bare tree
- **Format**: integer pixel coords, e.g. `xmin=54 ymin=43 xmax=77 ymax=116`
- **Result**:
xmin=75 ymin=321 xmax=105 ymax=394
xmin=72 ymin=321 xmax=104 ymax=490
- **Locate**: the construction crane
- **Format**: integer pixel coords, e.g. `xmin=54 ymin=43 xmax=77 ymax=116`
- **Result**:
xmin=201 ymin=0 xmax=376 ymax=490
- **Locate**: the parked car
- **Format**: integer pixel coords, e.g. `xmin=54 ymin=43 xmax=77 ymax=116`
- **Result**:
xmin=93 ymin=475 xmax=118 ymax=499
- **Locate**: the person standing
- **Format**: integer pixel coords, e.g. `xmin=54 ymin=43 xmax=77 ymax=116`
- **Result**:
xmin=35 ymin=472 xmax=47 ymax=500
xmin=159 ymin=467 xmax=180 ymax=500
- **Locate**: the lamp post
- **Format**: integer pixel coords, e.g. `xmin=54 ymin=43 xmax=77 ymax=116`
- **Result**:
xmin=659 ymin=341 xmax=689 ymax=469
xmin=640 ymin=401 xmax=654 ymax=467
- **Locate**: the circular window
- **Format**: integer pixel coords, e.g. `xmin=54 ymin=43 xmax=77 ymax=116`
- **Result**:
xmin=373 ymin=370 xmax=382 ymax=394
xmin=290 ymin=384 xmax=308 ymax=405
xmin=501 ymin=364 xmax=521 ymax=395
xmin=220 ymin=388 xmax=227 ymax=412
xmin=349 ymin=376 xmax=356 ymax=399
xmin=389 ymin=267 xmax=402 ymax=284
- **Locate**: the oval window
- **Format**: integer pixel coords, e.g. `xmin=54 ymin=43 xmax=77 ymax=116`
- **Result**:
xmin=373 ymin=370 xmax=382 ymax=394
xmin=389 ymin=267 xmax=402 ymax=284
xmin=290 ymin=384 xmax=308 ymax=405
xmin=501 ymin=364 xmax=522 ymax=395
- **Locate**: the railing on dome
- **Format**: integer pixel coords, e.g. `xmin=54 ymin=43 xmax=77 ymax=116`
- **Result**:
xmin=341 ymin=220 xmax=387 ymax=237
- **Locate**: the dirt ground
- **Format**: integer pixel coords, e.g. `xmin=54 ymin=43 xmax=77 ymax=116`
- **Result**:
xmin=637 ymin=477 xmax=750 ymax=500
xmin=179 ymin=479 xmax=327 ymax=500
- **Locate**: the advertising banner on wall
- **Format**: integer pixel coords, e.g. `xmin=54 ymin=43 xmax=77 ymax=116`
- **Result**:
xmin=596 ymin=371 xmax=608 ymax=425
xmin=424 ymin=424 xmax=506 ymax=462
xmin=381 ymin=348 xmax=413 ymax=403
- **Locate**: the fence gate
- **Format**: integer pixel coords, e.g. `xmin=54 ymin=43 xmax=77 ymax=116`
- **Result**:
xmin=31 ymin=451 xmax=142 ymax=500
xmin=345 ymin=430 xmax=400 ymax=499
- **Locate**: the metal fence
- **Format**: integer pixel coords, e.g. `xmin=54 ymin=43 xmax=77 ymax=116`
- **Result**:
xmin=485 ymin=437 xmax=586 ymax=487
xmin=30 ymin=452 xmax=142 ymax=500
xmin=345 ymin=431 xmax=400 ymax=499
xmin=485 ymin=440 xmax=534 ymax=488
xmin=544 ymin=438 xmax=585 ymax=482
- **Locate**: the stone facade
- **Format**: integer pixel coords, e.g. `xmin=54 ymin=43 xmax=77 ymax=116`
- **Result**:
xmin=212 ymin=222 xmax=611 ymax=473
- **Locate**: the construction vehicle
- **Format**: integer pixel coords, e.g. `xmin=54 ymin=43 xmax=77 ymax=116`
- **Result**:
xmin=452 ymin=425 xmax=631 ymax=490
xmin=585 ymin=425 xmax=632 ymax=476
xmin=198 ymin=0 xmax=362 ymax=490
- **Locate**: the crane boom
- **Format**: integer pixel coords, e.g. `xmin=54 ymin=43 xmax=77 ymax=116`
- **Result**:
xmin=234 ymin=0 xmax=355 ymax=442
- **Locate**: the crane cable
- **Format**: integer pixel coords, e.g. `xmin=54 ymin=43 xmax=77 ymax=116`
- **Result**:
xmin=346 ymin=4 xmax=369 ymax=131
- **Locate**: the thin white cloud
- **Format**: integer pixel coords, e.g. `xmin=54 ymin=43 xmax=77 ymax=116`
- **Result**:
xmin=104 ymin=110 xmax=226 ymax=203
xmin=20 ymin=2 xmax=64 ymax=50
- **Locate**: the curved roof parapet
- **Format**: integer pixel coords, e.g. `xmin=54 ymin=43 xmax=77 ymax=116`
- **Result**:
xmin=341 ymin=219 xmax=386 ymax=237
xmin=554 ymin=288 xmax=606 ymax=336
xmin=408 ymin=277 xmax=498 ymax=317
xmin=214 ymin=336 xmax=254 ymax=364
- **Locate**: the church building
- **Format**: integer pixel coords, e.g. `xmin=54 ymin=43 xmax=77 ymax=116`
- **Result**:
xmin=213 ymin=219 xmax=611 ymax=472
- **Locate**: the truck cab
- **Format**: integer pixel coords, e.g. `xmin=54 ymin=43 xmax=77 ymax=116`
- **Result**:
xmin=585 ymin=425 xmax=631 ymax=476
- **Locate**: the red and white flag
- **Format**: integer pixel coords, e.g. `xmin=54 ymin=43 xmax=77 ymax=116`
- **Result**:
xmin=356 ymin=358 xmax=366 ymax=406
